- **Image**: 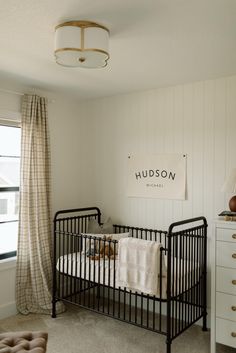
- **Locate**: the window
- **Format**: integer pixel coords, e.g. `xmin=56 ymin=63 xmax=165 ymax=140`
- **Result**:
xmin=0 ymin=125 xmax=21 ymax=260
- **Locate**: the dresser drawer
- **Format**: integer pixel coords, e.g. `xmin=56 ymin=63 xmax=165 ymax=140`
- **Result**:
xmin=216 ymin=292 xmax=236 ymax=322
xmin=216 ymin=318 xmax=236 ymax=348
xmin=216 ymin=267 xmax=236 ymax=295
xmin=216 ymin=241 xmax=236 ymax=268
xmin=217 ymin=227 xmax=236 ymax=243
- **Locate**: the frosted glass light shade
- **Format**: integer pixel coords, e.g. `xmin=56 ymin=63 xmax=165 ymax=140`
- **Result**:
xmin=54 ymin=21 xmax=109 ymax=68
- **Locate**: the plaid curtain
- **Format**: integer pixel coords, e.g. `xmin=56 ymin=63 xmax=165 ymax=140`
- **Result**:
xmin=16 ymin=94 xmax=53 ymax=314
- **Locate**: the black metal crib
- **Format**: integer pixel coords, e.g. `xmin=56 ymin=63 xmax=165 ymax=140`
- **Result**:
xmin=52 ymin=207 xmax=208 ymax=353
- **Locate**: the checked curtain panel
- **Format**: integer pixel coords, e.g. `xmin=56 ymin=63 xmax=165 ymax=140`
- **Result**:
xmin=16 ymin=94 xmax=55 ymax=314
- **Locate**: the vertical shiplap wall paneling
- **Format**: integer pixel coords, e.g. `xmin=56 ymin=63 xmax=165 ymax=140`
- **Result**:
xmin=214 ymin=78 xmax=227 ymax=216
xmin=155 ymin=90 xmax=166 ymax=228
xmin=122 ymin=95 xmax=133 ymax=225
xmin=192 ymin=82 xmax=204 ymax=217
xmin=163 ymin=87 xmax=175 ymax=229
xmin=137 ymin=92 xmax=148 ymax=227
xmin=203 ymin=80 xmax=215 ymax=224
xmin=99 ymin=97 xmax=111 ymax=217
xmin=224 ymin=79 xmax=230 ymax=210
xmin=82 ymin=75 xmax=236 ymax=316
xmin=128 ymin=93 xmax=145 ymax=227
xmin=90 ymin=98 xmax=106 ymax=215
xmin=173 ymin=86 xmax=184 ymax=223
xmin=182 ymin=84 xmax=194 ymax=220
xmin=117 ymin=95 xmax=129 ymax=224
xmin=87 ymin=75 xmax=236 ymax=233
xmin=123 ymin=94 xmax=133 ymax=225
xmin=118 ymin=95 xmax=132 ymax=223
xmin=144 ymin=91 xmax=153 ymax=228
xmin=144 ymin=92 xmax=153 ymax=228
xmin=225 ymin=76 xmax=236 ymax=210
xmin=146 ymin=91 xmax=160 ymax=229
xmin=124 ymin=94 xmax=135 ymax=225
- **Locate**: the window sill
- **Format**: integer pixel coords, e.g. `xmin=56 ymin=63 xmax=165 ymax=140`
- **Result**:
xmin=0 ymin=257 xmax=16 ymax=272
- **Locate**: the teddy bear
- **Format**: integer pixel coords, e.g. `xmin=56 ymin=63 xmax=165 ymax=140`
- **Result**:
xmin=89 ymin=235 xmax=115 ymax=260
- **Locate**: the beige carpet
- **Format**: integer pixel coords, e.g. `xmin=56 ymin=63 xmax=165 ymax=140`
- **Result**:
xmin=0 ymin=305 xmax=234 ymax=353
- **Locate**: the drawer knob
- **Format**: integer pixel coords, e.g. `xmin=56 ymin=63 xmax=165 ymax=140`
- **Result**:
xmin=231 ymin=332 xmax=236 ymax=338
xmin=233 ymin=234 xmax=236 ymax=240
xmin=232 ymin=253 xmax=236 ymax=259
xmin=232 ymin=280 xmax=236 ymax=285
xmin=232 ymin=306 xmax=236 ymax=311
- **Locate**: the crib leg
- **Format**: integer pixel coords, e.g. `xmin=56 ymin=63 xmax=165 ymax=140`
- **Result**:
xmin=52 ymin=299 xmax=56 ymax=318
xmin=166 ymin=339 xmax=172 ymax=353
xmin=202 ymin=312 xmax=207 ymax=331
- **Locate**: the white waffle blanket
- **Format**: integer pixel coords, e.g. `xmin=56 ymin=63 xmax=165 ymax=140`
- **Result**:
xmin=117 ymin=237 xmax=164 ymax=296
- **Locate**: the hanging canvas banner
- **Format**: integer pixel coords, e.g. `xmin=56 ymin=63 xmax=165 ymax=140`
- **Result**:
xmin=127 ymin=154 xmax=186 ymax=200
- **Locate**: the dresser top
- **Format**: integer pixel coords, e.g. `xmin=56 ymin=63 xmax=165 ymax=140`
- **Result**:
xmin=215 ymin=218 xmax=236 ymax=228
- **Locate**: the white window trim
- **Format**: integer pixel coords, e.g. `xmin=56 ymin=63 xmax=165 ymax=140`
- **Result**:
xmin=0 ymin=112 xmax=21 ymax=264
xmin=0 ymin=109 xmax=21 ymax=127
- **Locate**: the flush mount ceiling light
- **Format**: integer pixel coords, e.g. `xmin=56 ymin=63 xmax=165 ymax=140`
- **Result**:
xmin=54 ymin=20 xmax=110 ymax=68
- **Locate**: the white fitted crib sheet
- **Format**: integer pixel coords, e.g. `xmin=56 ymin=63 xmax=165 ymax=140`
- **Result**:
xmin=57 ymin=252 xmax=200 ymax=299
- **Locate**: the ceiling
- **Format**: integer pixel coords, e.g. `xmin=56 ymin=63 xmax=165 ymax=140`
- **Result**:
xmin=0 ymin=0 xmax=236 ymax=100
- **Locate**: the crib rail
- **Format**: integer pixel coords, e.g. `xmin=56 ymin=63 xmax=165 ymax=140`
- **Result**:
xmin=52 ymin=208 xmax=168 ymax=334
xmin=114 ymin=224 xmax=168 ymax=253
xmin=166 ymin=217 xmax=207 ymax=350
xmin=52 ymin=207 xmax=208 ymax=353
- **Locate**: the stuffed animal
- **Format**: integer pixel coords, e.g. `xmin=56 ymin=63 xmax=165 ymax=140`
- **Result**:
xmin=90 ymin=235 xmax=115 ymax=260
xmin=86 ymin=247 xmax=96 ymax=257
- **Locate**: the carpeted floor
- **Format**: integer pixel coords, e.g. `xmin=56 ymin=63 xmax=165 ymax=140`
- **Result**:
xmin=0 ymin=305 xmax=234 ymax=353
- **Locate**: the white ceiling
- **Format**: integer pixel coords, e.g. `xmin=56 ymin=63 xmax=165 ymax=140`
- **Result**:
xmin=0 ymin=0 xmax=236 ymax=100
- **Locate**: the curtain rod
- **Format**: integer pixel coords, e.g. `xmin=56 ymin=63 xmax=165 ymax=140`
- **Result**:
xmin=0 ymin=88 xmax=55 ymax=103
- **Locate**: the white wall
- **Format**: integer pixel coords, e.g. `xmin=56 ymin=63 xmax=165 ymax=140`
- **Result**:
xmin=49 ymin=96 xmax=94 ymax=213
xmin=0 ymin=87 xmax=92 ymax=318
xmin=84 ymin=76 xmax=236 ymax=229
xmin=81 ymin=76 xmax=236 ymax=318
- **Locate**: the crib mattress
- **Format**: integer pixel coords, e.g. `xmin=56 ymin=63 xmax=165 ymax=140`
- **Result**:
xmin=57 ymin=252 xmax=200 ymax=299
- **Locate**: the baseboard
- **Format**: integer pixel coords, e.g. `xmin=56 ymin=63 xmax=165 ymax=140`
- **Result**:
xmin=0 ymin=301 xmax=17 ymax=320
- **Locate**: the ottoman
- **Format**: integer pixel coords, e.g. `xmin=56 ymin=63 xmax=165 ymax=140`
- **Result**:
xmin=0 ymin=331 xmax=48 ymax=353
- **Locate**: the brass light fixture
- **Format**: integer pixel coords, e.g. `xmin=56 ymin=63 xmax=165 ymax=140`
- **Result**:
xmin=54 ymin=20 xmax=110 ymax=68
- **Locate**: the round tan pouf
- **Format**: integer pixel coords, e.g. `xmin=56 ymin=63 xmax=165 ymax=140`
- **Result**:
xmin=0 ymin=331 xmax=48 ymax=353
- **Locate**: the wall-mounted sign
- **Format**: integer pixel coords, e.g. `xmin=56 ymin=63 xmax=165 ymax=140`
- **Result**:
xmin=127 ymin=154 xmax=186 ymax=200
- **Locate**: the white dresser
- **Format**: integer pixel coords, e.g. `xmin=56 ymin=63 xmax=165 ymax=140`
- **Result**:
xmin=211 ymin=220 xmax=236 ymax=353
